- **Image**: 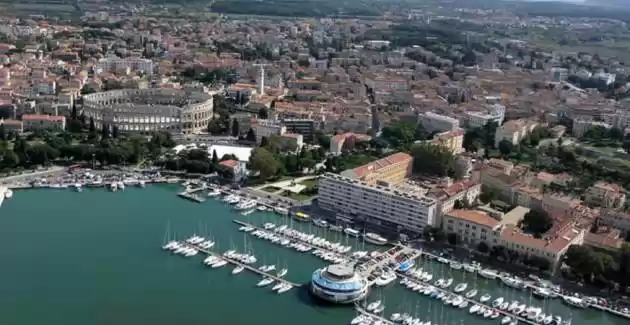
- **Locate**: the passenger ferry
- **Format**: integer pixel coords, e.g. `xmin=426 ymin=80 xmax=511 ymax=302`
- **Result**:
xmin=363 ymin=232 xmax=388 ymax=245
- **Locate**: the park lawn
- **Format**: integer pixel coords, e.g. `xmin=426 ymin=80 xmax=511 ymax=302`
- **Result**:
xmin=298 ymin=178 xmax=319 ymax=188
xmin=261 ymin=186 xmax=281 ymax=193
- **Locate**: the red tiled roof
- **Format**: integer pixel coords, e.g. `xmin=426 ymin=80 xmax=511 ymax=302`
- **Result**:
xmin=219 ymin=159 xmax=239 ymax=169
xmin=447 ymin=209 xmax=499 ymax=229
xmin=22 ymin=114 xmax=65 ymax=121
xmin=352 ymin=152 xmax=412 ymax=179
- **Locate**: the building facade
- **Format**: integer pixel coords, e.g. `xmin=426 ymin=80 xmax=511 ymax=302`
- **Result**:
xmin=418 ymin=112 xmax=460 ymax=133
xmin=22 ymin=114 xmax=66 ymax=132
xmin=318 ymin=173 xmax=438 ymax=234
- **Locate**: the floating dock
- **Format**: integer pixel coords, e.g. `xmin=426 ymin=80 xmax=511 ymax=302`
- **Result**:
xmin=183 ymin=242 xmax=299 ymax=287
xmin=354 ymin=303 xmax=394 ymax=324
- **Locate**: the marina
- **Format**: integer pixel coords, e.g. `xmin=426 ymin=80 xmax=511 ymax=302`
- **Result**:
xmin=0 ymin=185 xmax=627 ymax=325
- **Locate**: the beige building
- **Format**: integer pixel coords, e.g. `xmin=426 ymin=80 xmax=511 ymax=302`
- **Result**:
xmin=22 ymin=114 xmax=66 ymax=132
xmin=442 ymin=209 xmax=501 ymax=247
xmin=584 ymin=181 xmax=626 ymax=209
xmin=430 ymin=129 xmax=464 ymax=154
xmin=418 ymin=112 xmax=460 ymax=133
xmin=494 ymin=119 xmax=539 ymax=148
xmin=329 ymin=132 xmax=372 ymax=155
xmin=340 ymin=152 xmax=413 ymax=187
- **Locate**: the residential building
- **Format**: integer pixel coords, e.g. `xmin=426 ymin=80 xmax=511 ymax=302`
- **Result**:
xmin=572 ymin=119 xmax=610 ymax=138
xmin=340 ymin=152 xmax=413 ymax=187
xmin=418 ymin=112 xmax=460 ymax=133
xmin=599 ymin=210 xmax=630 ymax=235
xmin=329 ymin=132 xmax=372 ymax=155
xmin=584 ymin=181 xmax=626 ymax=209
xmin=279 ymin=133 xmax=304 ymax=151
xmin=494 ymin=119 xmax=539 ymax=148
xmin=22 ymin=114 xmax=65 ymax=132
xmin=426 ymin=178 xmax=482 ymax=221
xmin=317 ymin=172 xmax=438 ymax=234
xmin=282 ymin=118 xmax=317 ymax=142
xmin=442 ymin=209 xmax=501 ymax=248
xmin=464 ymin=104 xmax=505 ymax=128
xmin=95 ymin=56 xmax=154 ymax=75
xmin=542 ymin=193 xmax=581 ymax=216
xmin=218 ymin=159 xmax=248 ymax=183
xmin=584 ymin=227 xmax=625 ymax=252
xmin=251 ymin=119 xmax=286 ymax=144
xmin=0 ymin=119 xmax=23 ymax=134
xmin=431 ymin=129 xmax=464 ymax=154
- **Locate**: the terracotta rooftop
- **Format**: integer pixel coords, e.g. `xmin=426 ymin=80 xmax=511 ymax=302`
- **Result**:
xmin=447 ymin=209 xmax=500 ymax=229
xmin=350 ymin=152 xmax=412 ymax=180
xmin=22 ymin=114 xmax=65 ymax=121
xmin=219 ymin=159 xmax=239 ymax=169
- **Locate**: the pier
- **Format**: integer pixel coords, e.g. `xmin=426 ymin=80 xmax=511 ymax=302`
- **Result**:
xmin=354 ymin=303 xmax=394 ymax=325
xmin=357 ymin=245 xmax=422 ymax=278
xmin=184 ymin=242 xmax=299 ymax=287
xmin=178 ymin=185 xmax=207 ymax=203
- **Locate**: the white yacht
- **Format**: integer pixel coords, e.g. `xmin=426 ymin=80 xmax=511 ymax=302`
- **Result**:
xmin=232 ymin=265 xmax=245 ymax=274
xmin=256 ymin=205 xmax=267 ymax=211
xmin=366 ymin=300 xmax=382 ymax=312
xmin=375 ymin=271 xmax=397 ymax=286
xmin=344 ymin=228 xmax=360 ymax=237
xmin=479 ymin=293 xmax=491 ymax=303
xmin=363 ymin=232 xmax=388 ymax=245
xmin=313 ymin=218 xmax=329 ymax=228
xmin=465 ymin=289 xmax=478 ymax=298
xmin=109 ymin=182 xmax=118 ymax=192
xmin=211 ymin=259 xmax=228 ymax=268
xmin=454 ymin=282 xmax=468 ymax=293
xmin=207 ymin=189 xmax=221 ymax=197
xmin=257 ymin=277 xmax=275 ymax=287
xmin=162 ymin=240 xmax=179 ymax=250
xmin=501 ymin=277 xmax=524 ymax=289
xmin=277 ymin=268 xmax=288 ymax=277
xmin=236 ymin=199 xmax=257 ymax=210
xmin=277 ymin=283 xmax=293 ymax=294
xmin=563 ymin=296 xmax=587 ymax=308
xmin=478 ymin=268 xmax=498 ymax=279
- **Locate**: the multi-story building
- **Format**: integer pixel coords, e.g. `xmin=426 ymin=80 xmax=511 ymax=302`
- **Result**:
xmin=251 ymin=119 xmax=286 ymax=144
xmin=418 ymin=112 xmax=460 ymax=133
xmin=22 ymin=114 xmax=65 ymax=132
xmin=542 ymin=193 xmax=581 ymax=216
xmin=494 ymin=119 xmax=539 ymax=148
xmin=584 ymin=181 xmax=626 ymax=209
xmin=431 ymin=129 xmax=464 ymax=154
xmin=95 ymin=56 xmax=154 ymax=75
xmin=282 ymin=118 xmax=317 ymax=142
xmin=340 ymin=152 xmax=413 ymax=187
xmin=464 ymin=104 xmax=505 ymax=128
xmin=599 ymin=210 xmax=630 ymax=235
xmin=442 ymin=209 xmax=501 ymax=247
xmin=0 ymin=119 xmax=23 ymax=134
xmin=426 ymin=178 xmax=482 ymax=222
xmin=329 ymin=132 xmax=372 ymax=155
xmin=318 ymin=173 xmax=438 ymax=234
xmin=572 ymin=119 xmax=610 ymax=138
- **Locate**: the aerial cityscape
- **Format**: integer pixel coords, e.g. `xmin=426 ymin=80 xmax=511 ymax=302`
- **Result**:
xmin=2 ymin=0 xmax=630 ymax=324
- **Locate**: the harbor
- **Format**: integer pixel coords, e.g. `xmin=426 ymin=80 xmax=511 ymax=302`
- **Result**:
xmin=0 ymin=186 xmax=627 ymax=325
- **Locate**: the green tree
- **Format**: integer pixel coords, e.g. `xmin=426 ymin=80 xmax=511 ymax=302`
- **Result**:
xmin=521 ymin=210 xmax=553 ymax=237
xmin=112 ymin=125 xmax=119 ymax=139
xmin=0 ymin=124 xmax=5 ymax=141
xmin=410 ymin=142 xmax=456 ymax=178
xmin=212 ymin=149 xmax=218 ymax=165
xmin=246 ymin=128 xmax=256 ymax=142
xmin=101 ymin=124 xmax=110 ymax=139
xmin=498 ymin=139 xmax=514 ymax=156
xmin=258 ymin=107 xmax=269 ymax=119
xmin=249 ymin=147 xmax=279 ymax=181
xmin=477 ymin=242 xmax=489 ymax=254
xmin=231 ymin=119 xmax=240 ymax=137
xmin=88 ymin=117 xmax=96 ymax=134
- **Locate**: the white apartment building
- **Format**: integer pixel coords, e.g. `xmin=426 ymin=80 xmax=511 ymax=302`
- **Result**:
xmin=251 ymin=119 xmax=286 ymax=144
xmin=95 ymin=56 xmax=154 ymax=75
xmin=464 ymin=104 xmax=505 ymax=128
xmin=318 ymin=173 xmax=438 ymax=234
xmin=418 ymin=112 xmax=460 ymax=133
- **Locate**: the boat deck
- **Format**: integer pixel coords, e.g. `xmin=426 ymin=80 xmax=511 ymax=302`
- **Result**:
xmin=184 ymin=242 xmax=300 ymax=287
xmin=399 ymin=272 xmax=539 ymax=325
xmin=357 ymin=246 xmax=422 ymax=279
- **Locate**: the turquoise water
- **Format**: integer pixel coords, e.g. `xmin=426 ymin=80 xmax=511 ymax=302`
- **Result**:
xmin=0 ymin=186 xmax=625 ymax=325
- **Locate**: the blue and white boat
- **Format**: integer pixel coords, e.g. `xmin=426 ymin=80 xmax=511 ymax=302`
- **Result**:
xmin=396 ymin=258 xmax=415 ymax=273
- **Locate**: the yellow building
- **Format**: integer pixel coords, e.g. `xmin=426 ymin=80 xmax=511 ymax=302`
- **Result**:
xmin=341 ymin=152 xmax=413 ymax=187
xmin=431 ymin=129 xmax=464 ymax=154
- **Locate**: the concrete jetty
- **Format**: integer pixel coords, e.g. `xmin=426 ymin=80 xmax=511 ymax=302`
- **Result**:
xmin=178 ymin=185 xmax=207 ymax=203
xmin=184 ymin=242 xmax=299 ymax=287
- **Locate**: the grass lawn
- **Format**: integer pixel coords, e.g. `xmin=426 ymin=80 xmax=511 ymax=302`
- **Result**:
xmin=298 ymin=178 xmax=319 ymax=188
xmin=261 ymin=186 xmax=281 ymax=193
xmin=279 ymin=190 xmax=313 ymax=201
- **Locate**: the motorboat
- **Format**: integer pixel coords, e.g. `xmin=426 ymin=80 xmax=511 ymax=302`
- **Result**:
xmin=162 ymin=240 xmax=179 ymax=250
xmin=232 ymin=265 xmax=245 ymax=274
xmin=363 ymin=232 xmax=388 ymax=245
xmin=344 ymin=228 xmax=361 ymax=237
xmin=329 ymin=225 xmax=343 ymax=232
xmin=469 ymin=304 xmax=481 ymax=314
xmin=313 ymin=218 xmax=329 ymax=228
xmin=203 ymin=256 xmax=218 ymax=265
xmin=375 ymin=271 xmax=397 ymax=286
xmin=235 ymin=199 xmax=257 ymax=210
xmin=533 ymin=288 xmax=554 ymax=299
xmin=491 ymin=311 xmax=501 ymax=319
xmin=259 ymin=265 xmax=276 ymax=272
xmin=277 ymin=283 xmax=293 ymax=294
xmin=390 ymin=314 xmax=402 ymax=322
xmin=465 ymin=289 xmax=478 ymax=298
xmin=483 ymin=309 xmax=493 ymax=318
xmin=463 ymin=263 xmax=479 ymax=272
xmin=543 ymin=315 xmax=553 ymax=325
xmin=562 ymin=296 xmax=587 ymax=308
xmin=366 ymin=300 xmax=382 ymax=312
xmin=450 ymin=262 xmax=463 ymax=270
xmin=207 ymin=189 xmax=221 ymax=197
xmin=479 ymin=293 xmax=491 ymax=303
xmin=373 ymin=305 xmax=385 ymax=314
xmin=458 ymin=300 xmax=469 ymax=309
xmin=501 ymin=316 xmax=512 ymax=325
xmin=256 ymin=205 xmax=267 ymax=211
xmin=272 ymin=282 xmax=285 ymax=291
xmin=492 ymin=297 xmax=505 ymax=308
xmin=277 ymin=268 xmax=288 ymax=277
xmin=442 ymin=278 xmax=453 ymax=288
xmin=351 ymin=315 xmax=365 ymax=325
xmin=451 ymin=296 xmax=464 ymax=307
xmin=478 ymin=268 xmax=498 ymax=279
xmin=454 ymin=282 xmax=468 ymax=293
xmin=211 ymin=259 xmax=228 ymax=268
xmin=501 ymin=277 xmax=524 ymax=289
xmin=499 ymin=302 xmax=509 ymax=310
xmin=256 ymin=277 xmax=275 ymax=287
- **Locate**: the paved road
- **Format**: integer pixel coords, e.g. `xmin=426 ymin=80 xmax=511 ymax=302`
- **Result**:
xmin=0 ymin=166 xmax=66 ymax=184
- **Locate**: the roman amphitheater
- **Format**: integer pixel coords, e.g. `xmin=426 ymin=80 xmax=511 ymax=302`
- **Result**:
xmin=82 ymin=89 xmax=215 ymax=134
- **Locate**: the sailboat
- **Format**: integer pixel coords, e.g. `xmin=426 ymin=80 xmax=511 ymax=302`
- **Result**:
xmin=232 ymin=265 xmax=245 ymax=274
xmin=161 ymin=221 xmax=178 ymax=250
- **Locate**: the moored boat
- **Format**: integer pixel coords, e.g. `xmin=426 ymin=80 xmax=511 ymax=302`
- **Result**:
xmin=363 ymin=232 xmax=388 ymax=245
xmin=344 ymin=228 xmax=360 ymax=237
